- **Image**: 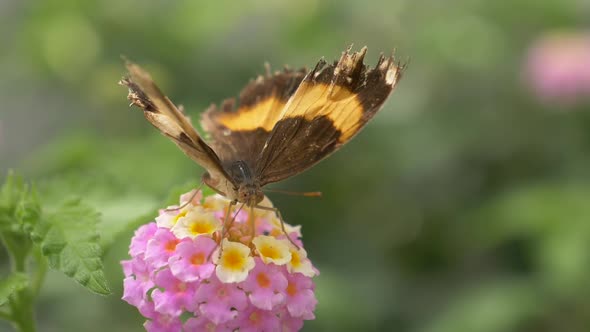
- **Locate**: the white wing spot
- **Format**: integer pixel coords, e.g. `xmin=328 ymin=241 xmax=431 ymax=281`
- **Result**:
xmin=385 ymin=68 xmax=397 ymax=85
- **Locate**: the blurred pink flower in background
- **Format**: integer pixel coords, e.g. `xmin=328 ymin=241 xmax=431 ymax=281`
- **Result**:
xmin=525 ymin=31 xmax=590 ymax=105
xmin=122 ymin=190 xmax=319 ymax=332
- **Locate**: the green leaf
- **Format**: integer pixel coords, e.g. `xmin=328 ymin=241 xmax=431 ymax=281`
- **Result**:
xmin=0 ymin=171 xmax=24 ymax=230
xmin=0 ymin=273 xmax=29 ymax=306
xmin=32 ymin=199 xmax=111 ymax=295
xmin=0 ymin=172 xmax=39 ymax=264
xmin=15 ymin=185 xmax=41 ymax=232
xmin=0 ymin=171 xmax=41 ymax=233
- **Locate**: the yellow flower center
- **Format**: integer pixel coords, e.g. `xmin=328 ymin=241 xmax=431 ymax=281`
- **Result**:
xmin=259 ymin=244 xmax=281 ymax=260
xmin=222 ymin=249 xmax=244 ymax=270
xmin=290 ymin=250 xmax=301 ymax=267
xmin=189 ymin=219 xmax=213 ymax=235
xmin=252 ymin=236 xmax=291 ymax=266
xmin=190 ymin=253 xmax=205 ymax=266
xmin=286 ymin=282 xmax=297 ymax=296
xmin=256 ymin=272 xmax=271 ymax=288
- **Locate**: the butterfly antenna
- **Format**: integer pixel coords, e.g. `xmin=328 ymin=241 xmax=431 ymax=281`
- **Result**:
xmin=164 ymin=182 xmax=204 ymax=212
xmin=264 ymin=189 xmax=322 ymax=197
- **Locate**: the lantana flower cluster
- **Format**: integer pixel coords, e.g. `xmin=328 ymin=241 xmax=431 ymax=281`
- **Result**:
xmin=122 ymin=190 xmax=319 ymax=332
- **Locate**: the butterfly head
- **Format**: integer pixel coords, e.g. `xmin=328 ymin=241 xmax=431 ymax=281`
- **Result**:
xmin=237 ymin=183 xmax=264 ymax=206
xmin=229 ymin=161 xmax=264 ymax=206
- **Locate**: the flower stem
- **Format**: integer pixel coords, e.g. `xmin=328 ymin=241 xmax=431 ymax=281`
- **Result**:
xmin=1 ymin=233 xmax=37 ymax=332
xmin=9 ymin=291 xmax=36 ymax=332
xmin=31 ymin=248 xmax=47 ymax=298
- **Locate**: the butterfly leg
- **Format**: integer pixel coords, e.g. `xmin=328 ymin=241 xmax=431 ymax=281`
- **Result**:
xmin=164 ymin=181 xmax=204 ymax=212
xmin=249 ymin=204 xmax=256 ymax=242
xmin=254 ymin=205 xmax=300 ymax=250
xmin=208 ymin=199 xmax=238 ymax=261
xmin=221 ymin=200 xmax=239 ymax=238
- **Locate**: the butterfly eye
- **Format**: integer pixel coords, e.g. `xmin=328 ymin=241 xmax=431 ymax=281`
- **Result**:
xmin=237 ymin=189 xmax=249 ymax=202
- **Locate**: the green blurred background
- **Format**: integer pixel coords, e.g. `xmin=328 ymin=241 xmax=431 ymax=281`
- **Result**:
xmin=2 ymin=0 xmax=590 ymax=331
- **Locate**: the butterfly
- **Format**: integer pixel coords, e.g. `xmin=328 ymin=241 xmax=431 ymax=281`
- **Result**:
xmin=119 ymin=46 xmax=404 ymax=234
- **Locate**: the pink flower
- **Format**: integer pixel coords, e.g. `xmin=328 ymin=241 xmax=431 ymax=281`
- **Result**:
xmin=279 ymin=309 xmax=305 ymax=332
xmin=129 ymin=222 xmax=157 ymax=258
xmin=231 ymin=306 xmax=281 ymax=332
xmin=285 ymin=272 xmax=317 ymax=319
xmin=525 ymin=30 xmax=590 ymax=105
xmin=139 ymin=300 xmax=183 ymax=332
xmin=122 ymin=258 xmax=154 ymax=307
xmin=151 ymin=268 xmax=198 ymax=316
xmin=184 ymin=315 xmax=233 ymax=332
xmin=137 ymin=299 xmax=157 ymax=320
xmin=195 ymin=274 xmax=248 ymax=324
xmin=169 ymin=236 xmax=216 ymax=282
xmin=122 ymin=190 xmax=319 ymax=331
xmin=144 ymin=228 xmax=180 ymax=269
xmin=240 ymin=258 xmax=288 ymax=310
xmin=122 ymin=276 xmax=147 ymax=307
xmin=143 ymin=314 xmax=183 ymax=332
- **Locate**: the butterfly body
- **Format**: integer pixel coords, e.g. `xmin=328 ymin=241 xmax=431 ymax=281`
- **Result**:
xmin=120 ymin=46 xmax=404 ymax=207
xmin=202 ymin=161 xmax=264 ymax=206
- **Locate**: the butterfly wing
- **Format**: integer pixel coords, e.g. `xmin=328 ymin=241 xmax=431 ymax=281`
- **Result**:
xmin=119 ymin=61 xmax=233 ymax=186
xmin=201 ymin=67 xmax=306 ymax=170
xmin=255 ymin=46 xmax=404 ymax=185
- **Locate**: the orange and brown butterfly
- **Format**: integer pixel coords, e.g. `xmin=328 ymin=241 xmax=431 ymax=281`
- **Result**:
xmin=119 ymin=46 xmax=404 ymax=224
